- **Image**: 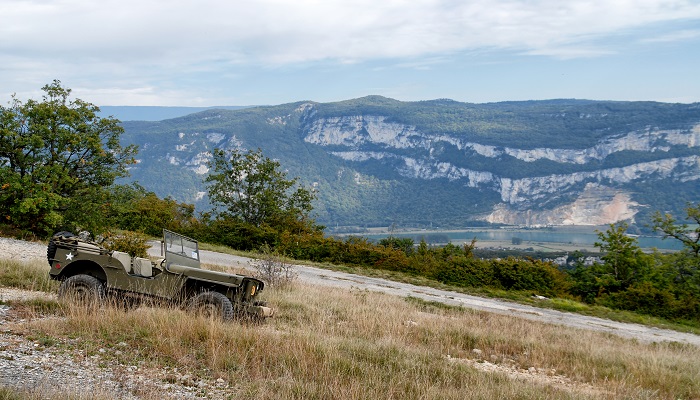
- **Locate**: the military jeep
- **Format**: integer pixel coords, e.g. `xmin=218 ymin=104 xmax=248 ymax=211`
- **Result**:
xmin=47 ymin=229 xmax=273 ymax=320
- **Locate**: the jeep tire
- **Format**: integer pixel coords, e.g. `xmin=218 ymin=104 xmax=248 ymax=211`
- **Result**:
xmin=189 ymin=291 xmax=234 ymax=321
xmin=47 ymin=231 xmax=75 ymax=263
xmin=58 ymin=274 xmax=105 ymax=307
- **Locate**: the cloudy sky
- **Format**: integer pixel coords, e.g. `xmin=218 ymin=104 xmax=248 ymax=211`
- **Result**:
xmin=2 ymin=0 xmax=700 ymax=106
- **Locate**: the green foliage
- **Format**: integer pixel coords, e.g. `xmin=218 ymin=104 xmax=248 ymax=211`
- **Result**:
xmin=593 ymin=222 xmax=653 ymax=291
xmin=196 ymin=217 xmax=280 ymax=251
xmin=378 ymin=236 xmax=414 ymax=255
xmin=567 ymin=220 xmax=700 ymax=322
xmin=277 ymin=232 xmax=412 ymax=272
xmin=105 ymin=183 xmax=196 ymax=236
xmin=100 ymin=230 xmax=149 ymax=258
xmin=434 ymin=255 xmax=568 ymax=296
xmin=599 ymin=282 xmax=695 ymax=320
xmin=0 ymin=81 xmax=137 ymax=235
xmin=652 ymin=203 xmax=700 ymax=257
xmin=192 ymin=147 xmax=322 ymax=252
xmin=206 ymin=148 xmax=316 ymax=229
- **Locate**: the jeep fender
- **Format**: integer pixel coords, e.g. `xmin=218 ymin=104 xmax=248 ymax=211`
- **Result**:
xmin=53 ymin=260 xmax=107 ymax=282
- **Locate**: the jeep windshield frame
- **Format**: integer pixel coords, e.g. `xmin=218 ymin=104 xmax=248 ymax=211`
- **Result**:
xmin=163 ymin=229 xmax=200 ymax=269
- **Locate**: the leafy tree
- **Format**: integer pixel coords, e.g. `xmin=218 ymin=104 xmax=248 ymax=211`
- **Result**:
xmin=105 ymin=183 xmax=196 ymax=236
xmin=593 ymin=222 xmax=652 ymax=291
xmin=205 ymin=148 xmax=316 ymax=230
xmin=379 ymin=236 xmax=414 ymax=255
xmin=652 ymin=203 xmax=700 ymax=257
xmin=652 ymin=204 xmax=700 ymax=291
xmin=0 ymin=80 xmax=137 ymax=234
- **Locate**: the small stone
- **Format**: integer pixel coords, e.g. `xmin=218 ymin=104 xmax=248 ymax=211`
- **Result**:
xmin=472 ymin=348 xmax=483 ymax=356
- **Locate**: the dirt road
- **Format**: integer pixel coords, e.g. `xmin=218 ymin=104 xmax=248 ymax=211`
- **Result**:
xmin=2 ymin=237 xmax=696 ymax=345
xmin=179 ymin=246 xmax=700 ymax=346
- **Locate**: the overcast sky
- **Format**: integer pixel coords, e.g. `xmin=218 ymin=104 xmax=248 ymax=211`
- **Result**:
xmin=2 ymin=0 xmax=700 ymax=106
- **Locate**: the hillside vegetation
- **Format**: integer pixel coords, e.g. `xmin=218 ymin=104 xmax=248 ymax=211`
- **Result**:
xmin=119 ymin=96 xmax=700 ymax=228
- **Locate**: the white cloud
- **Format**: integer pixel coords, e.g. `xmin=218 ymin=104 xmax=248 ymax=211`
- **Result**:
xmin=1 ymin=0 xmax=699 ymax=104
xmin=641 ymin=29 xmax=700 ymax=43
xmin=3 ymin=0 xmax=700 ymax=64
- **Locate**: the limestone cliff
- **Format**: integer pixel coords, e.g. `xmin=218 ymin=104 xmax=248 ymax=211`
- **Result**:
xmin=303 ymin=112 xmax=700 ymax=225
xmin=121 ymin=98 xmax=700 ymax=227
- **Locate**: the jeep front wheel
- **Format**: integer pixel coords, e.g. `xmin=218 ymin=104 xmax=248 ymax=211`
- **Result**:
xmin=58 ymin=274 xmax=105 ymax=307
xmin=189 ymin=291 xmax=234 ymax=321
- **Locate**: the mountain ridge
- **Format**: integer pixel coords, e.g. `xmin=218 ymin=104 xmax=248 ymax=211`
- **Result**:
xmin=118 ymin=96 xmax=700 ymax=231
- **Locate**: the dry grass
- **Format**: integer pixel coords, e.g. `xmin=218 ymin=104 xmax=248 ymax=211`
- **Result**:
xmin=0 ymin=259 xmax=57 ymax=294
xmin=3 ymin=259 xmax=700 ymax=399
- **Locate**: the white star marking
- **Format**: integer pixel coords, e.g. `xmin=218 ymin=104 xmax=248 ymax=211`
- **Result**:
xmin=66 ymin=252 xmax=74 ymax=261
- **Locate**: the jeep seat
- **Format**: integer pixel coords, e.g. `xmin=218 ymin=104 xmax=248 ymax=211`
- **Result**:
xmin=111 ymin=251 xmax=132 ymax=274
xmin=132 ymin=257 xmax=153 ymax=277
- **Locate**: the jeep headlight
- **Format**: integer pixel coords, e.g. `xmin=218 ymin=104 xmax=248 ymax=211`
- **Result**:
xmin=250 ymin=284 xmax=256 ymax=296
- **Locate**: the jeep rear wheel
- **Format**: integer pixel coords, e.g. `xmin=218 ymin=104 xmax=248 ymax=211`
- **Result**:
xmin=58 ymin=274 xmax=105 ymax=307
xmin=189 ymin=291 xmax=234 ymax=321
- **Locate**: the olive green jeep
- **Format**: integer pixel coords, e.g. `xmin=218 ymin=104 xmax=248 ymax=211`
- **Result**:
xmin=47 ymin=229 xmax=273 ymax=320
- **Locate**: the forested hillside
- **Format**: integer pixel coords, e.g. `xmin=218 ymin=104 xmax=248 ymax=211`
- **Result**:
xmin=119 ymin=96 xmax=700 ymax=230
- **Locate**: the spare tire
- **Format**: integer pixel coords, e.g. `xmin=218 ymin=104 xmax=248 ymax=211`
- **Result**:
xmin=47 ymin=231 xmax=75 ymax=264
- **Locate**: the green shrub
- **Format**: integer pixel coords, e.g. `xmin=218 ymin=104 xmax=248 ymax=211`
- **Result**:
xmin=434 ymin=256 xmax=568 ymax=296
xmin=600 ymin=282 xmax=700 ymax=321
xmin=434 ymin=256 xmax=498 ymax=288
xmin=100 ymin=231 xmax=149 ymax=258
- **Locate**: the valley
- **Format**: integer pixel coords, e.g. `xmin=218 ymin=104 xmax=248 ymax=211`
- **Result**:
xmin=119 ymin=97 xmax=700 ymax=231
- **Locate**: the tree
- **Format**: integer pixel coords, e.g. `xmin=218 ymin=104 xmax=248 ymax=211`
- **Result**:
xmin=105 ymin=183 xmax=196 ymax=236
xmin=205 ymin=148 xmax=316 ymax=230
xmin=593 ymin=222 xmax=651 ymax=291
xmin=652 ymin=204 xmax=700 ymax=289
xmin=379 ymin=236 xmax=414 ymax=255
xmin=0 ymin=80 xmax=137 ymax=234
xmin=652 ymin=203 xmax=700 ymax=257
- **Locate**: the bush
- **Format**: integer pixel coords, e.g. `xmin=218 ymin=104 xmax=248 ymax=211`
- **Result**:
xmin=600 ymin=282 xmax=700 ymax=321
xmin=99 ymin=231 xmax=149 ymax=258
xmin=434 ymin=256 xmax=498 ymax=288
xmin=434 ymin=255 xmax=568 ymax=296
xmin=250 ymin=244 xmax=298 ymax=289
xmin=199 ymin=218 xmax=279 ymax=251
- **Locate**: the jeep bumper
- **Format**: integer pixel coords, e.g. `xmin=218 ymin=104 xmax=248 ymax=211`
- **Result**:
xmin=245 ymin=304 xmax=274 ymax=318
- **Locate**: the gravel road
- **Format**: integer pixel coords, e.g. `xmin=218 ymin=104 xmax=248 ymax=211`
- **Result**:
xmin=166 ymin=246 xmax=700 ymax=347
xmin=1 ymin=236 xmax=698 ymax=346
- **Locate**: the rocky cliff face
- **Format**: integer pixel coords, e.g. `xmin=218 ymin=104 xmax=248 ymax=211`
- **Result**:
xmin=121 ymin=98 xmax=700 ymax=228
xmin=303 ymin=112 xmax=700 ymax=225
